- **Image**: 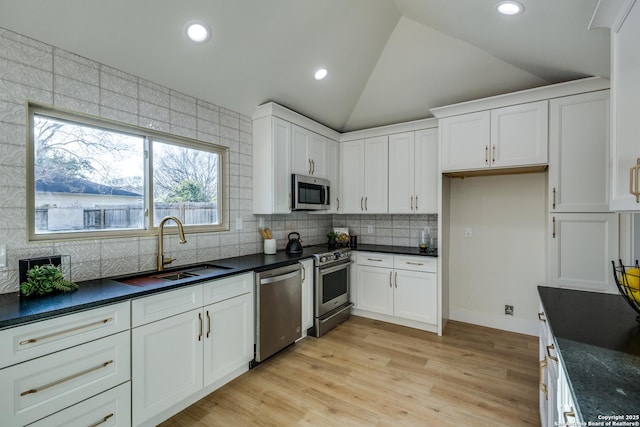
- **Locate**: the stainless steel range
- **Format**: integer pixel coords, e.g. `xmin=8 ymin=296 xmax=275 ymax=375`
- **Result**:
xmin=309 ymin=247 xmax=353 ymax=337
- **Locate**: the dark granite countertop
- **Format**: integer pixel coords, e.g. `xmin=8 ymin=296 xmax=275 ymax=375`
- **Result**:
xmin=538 ymin=286 xmax=640 ymax=422
xmin=352 ymin=244 xmax=438 ymax=257
xmin=0 ymin=244 xmax=432 ymax=331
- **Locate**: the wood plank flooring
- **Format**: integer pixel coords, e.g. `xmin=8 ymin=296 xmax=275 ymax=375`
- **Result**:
xmin=159 ymin=317 xmax=540 ymax=427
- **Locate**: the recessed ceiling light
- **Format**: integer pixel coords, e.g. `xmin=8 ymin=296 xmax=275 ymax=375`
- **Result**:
xmin=496 ymin=1 xmax=524 ymax=16
xmin=314 ymin=68 xmax=328 ymax=80
xmin=186 ymin=21 xmax=211 ymax=43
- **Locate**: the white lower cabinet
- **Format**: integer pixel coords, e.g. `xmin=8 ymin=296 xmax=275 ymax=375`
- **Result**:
xmin=131 ymin=272 xmax=254 ymax=426
xmin=0 ymin=330 xmax=130 ymax=427
xmin=203 ymin=292 xmax=253 ymax=385
xmin=354 ymin=252 xmax=437 ymax=330
xmin=28 ymin=382 xmax=131 ymax=427
xmin=538 ymin=300 xmax=579 ymax=427
xmin=549 ymin=213 xmax=618 ymax=293
xmin=132 ymin=309 xmax=204 ymax=425
xmin=300 ymin=259 xmax=314 ymax=332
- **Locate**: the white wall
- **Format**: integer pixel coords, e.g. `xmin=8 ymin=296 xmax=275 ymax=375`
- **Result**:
xmin=448 ymin=173 xmax=546 ymax=336
xmin=0 ymin=27 xmax=330 ymax=293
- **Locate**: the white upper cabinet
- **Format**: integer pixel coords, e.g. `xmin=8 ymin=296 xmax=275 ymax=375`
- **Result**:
xmin=441 ymin=111 xmax=491 ymax=171
xmin=252 ymin=103 xmax=341 ymax=214
xmin=291 ymin=124 xmax=327 ymax=178
xmin=340 ymin=136 xmax=388 ymax=213
xmin=549 ymin=90 xmax=610 ymax=212
xmin=609 ymin=0 xmax=640 ymax=211
xmin=253 ymin=116 xmax=292 ymax=214
xmin=389 ymin=129 xmax=438 ymax=214
xmin=440 ymin=101 xmax=548 ymax=173
xmin=490 ymin=101 xmax=548 ymax=168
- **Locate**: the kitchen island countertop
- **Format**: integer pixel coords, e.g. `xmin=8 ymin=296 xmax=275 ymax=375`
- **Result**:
xmin=538 ymin=286 xmax=640 ymax=423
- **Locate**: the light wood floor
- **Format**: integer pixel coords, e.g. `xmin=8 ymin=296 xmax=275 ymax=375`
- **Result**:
xmin=160 ymin=316 xmax=540 ymax=427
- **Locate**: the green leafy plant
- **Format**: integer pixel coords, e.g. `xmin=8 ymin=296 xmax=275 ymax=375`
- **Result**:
xmin=326 ymin=231 xmax=338 ymax=239
xmin=20 ymin=264 xmax=78 ymax=297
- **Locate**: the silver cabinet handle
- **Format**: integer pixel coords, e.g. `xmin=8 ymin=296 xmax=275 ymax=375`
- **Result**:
xmin=337 ymin=198 xmax=340 ymax=211
xmin=410 ymin=195 xmax=414 ymax=210
xmin=365 ymin=196 xmax=368 ymax=211
xmin=312 ymin=159 xmax=315 ymax=175
xmin=405 ymin=261 xmax=423 ymax=266
xmin=492 ymin=145 xmax=496 ymax=164
xmin=552 ymin=187 xmax=556 ymax=210
xmin=552 ymin=217 xmax=556 ymax=239
xmin=19 ymin=318 xmax=113 ymax=346
xmin=538 ymin=312 xmax=546 ymax=322
xmin=546 ymin=343 xmax=558 ymax=362
xmin=394 ymin=272 xmax=397 ymax=288
xmin=389 ymin=271 xmax=392 ymax=288
xmin=415 ymin=195 xmax=418 ymax=211
xmin=308 ymin=159 xmax=312 ymax=175
xmin=367 ymin=258 xmax=384 ymax=262
xmin=20 ymin=360 xmax=114 ymax=396
xmin=485 ymin=145 xmax=489 ymax=164
xmin=198 ymin=312 xmax=203 ymax=341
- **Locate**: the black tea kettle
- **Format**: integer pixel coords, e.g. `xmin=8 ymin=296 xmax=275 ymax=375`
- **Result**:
xmin=285 ymin=232 xmax=303 ymax=254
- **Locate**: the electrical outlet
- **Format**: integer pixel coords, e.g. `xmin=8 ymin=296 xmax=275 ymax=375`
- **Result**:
xmin=0 ymin=244 xmax=5 ymax=269
xmin=505 ymin=305 xmax=514 ymax=316
xmin=464 ymin=228 xmax=472 ymax=238
xmin=235 ymin=217 xmax=243 ymax=230
xmin=367 ymin=225 xmax=374 ymax=234
xmin=259 ymin=217 xmax=265 ymax=227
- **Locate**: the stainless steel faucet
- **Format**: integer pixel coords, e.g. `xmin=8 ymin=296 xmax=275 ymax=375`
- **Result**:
xmin=157 ymin=216 xmax=187 ymax=271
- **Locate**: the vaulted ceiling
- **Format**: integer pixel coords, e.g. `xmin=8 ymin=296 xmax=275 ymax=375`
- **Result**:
xmin=0 ymin=0 xmax=609 ymax=132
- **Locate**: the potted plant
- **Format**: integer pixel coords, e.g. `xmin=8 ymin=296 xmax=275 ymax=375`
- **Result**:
xmin=327 ymin=231 xmax=338 ymax=249
xmin=20 ymin=264 xmax=78 ymax=297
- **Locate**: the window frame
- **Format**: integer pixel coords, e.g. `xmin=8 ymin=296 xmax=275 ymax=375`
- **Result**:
xmin=27 ymin=101 xmax=230 ymax=242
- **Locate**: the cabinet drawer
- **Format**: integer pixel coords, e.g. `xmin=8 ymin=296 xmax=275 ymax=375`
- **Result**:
xmin=357 ymin=252 xmax=394 ymax=268
xmin=28 ymin=381 xmax=131 ymax=427
xmin=394 ymin=256 xmax=437 ymax=273
xmin=132 ymin=285 xmax=203 ymax=327
xmin=0 ymin=301 xmax=130 ymax=369
xmin=0 ymin=330 xmax=130 ymax=427
xmin=202 ymin=272 xmax=253 ymax=306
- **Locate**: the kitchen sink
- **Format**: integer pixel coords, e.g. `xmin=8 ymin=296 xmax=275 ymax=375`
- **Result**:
xmin=117 ymin=263 xmax=233 ymax=287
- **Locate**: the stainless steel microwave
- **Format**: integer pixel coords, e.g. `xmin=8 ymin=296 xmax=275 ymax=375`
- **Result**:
xmin=291 ymin=174 xmax=330 ymax=210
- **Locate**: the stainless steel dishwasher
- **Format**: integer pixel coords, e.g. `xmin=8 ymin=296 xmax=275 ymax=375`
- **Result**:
xmin=254 ymin=263 xmax=302 ymax=363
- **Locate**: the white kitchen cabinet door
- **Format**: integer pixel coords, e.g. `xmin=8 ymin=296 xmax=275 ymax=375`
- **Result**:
xmin=414 ymin=128 xmax=439 ymax=213
xmin=309 ymin=132 xmax=327 ymax=178
xmin=491 ymin=101 xmax=548 ymax=168
xmin=549 ymin=91 xmax=610 ymax=212
xmin=549 ymin=213 xmax=618 ymax=293
xmin=300 ymin=259 xmax=314 ymax=331
xmin=203 ymin=292 xmax=253 ymax=387
xmin=356 ymin=265 xmax=394 ymax=315
xmin=363 ymin=135 xmax=388 ymax=213
xmin=610 ymin=1 xmax=640 ymax=211
xmin=441 ymin=111 xmax=490 ymax=172
xmin=340 ymin=140 xmax=365 ymax=213
xmin=388 ymin=132 xmax=415 ymax=214
xmin=132 ymin=309 xmax=203 ymax=426
xmin=393 ymin=270 xmax=437 ymax=324
xmin=291 ymin=125 xmax=327 ymax=178
xmin=325 ymin=139 xmax=340 ymax=213
xmin=253 ymin=116 xmax=291 ymax=214
xmin=292 ymin=124 xmax=312 ymax=176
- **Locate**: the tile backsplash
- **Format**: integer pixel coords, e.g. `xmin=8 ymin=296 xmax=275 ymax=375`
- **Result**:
xmin=0 ymin=27 xmax=437 ymax=294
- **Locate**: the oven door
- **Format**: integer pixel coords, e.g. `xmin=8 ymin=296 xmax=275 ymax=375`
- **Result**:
xmin=315 ymin=260 xmax=351 ymax=317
